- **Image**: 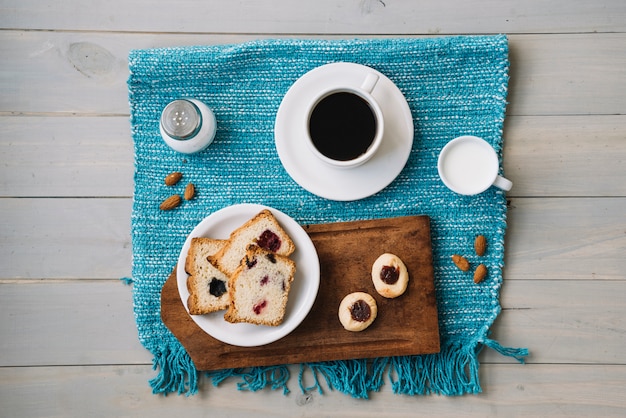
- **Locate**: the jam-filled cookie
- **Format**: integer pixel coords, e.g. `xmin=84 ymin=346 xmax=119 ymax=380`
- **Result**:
xmin=338 ymin=292 xmax=378 ymax=332
xmin=371 ymin=253 xmax=409 ymax=298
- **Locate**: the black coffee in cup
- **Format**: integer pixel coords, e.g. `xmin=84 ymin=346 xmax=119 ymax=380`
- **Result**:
xmin=308 ymin=92 xmax=377 ymax=161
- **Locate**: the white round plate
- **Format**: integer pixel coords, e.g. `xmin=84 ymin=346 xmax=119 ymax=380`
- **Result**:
xmin=176 ymin=203 xmax=320 ymax=347
xmin=275 ymin=62 xmax=414 ymax=201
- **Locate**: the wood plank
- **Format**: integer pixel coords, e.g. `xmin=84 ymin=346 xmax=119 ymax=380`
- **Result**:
xmin=485 ymin=280 xmax=626 ymax=364
xmin=505 ymin=198 xmax=626 ymax=281
xmin=0 ymin=198 xmax=132 ymax=279
xmin=503 ymin=115 xmax=626 ymax=197
xmin=163 ymin=216 xmax=439 ymax=370
xmin=1 ymin=0 xmax=624 ymax=34
xmin=0 ymin=116 xmax=134 ymax=198
xmin=0 ymin=281 xmax=151 ymax=367
xmin=3 ymin=114 xmax=624 ymax=198
xmin=1 ymin=364 xmax=625 ymax=416
xmin=506 ymin=33 xmax=626 ymax=116
xmin=1 ymin=276 xmax=625 ymax=367
xmin=1 ymin=197 xmax=624 ymax=282
xmin=1 ymin=31 xmax=624 ymax=116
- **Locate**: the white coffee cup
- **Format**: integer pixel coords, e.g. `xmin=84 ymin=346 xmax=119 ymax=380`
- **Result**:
xmin=437 ymin=135 xmax=513 ymax=195
xmin=305 ymin=72 xmax=384 ymax=169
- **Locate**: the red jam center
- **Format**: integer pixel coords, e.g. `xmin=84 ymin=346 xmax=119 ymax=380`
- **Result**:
xmin=380 ymin=265 xmax=400 ymax=285
xmin=350 ymin=300 xmax=371 ymax=322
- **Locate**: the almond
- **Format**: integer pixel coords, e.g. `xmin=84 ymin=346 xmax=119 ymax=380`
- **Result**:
xmin=451 ymin=254 xmax=470 ymax=272
xmin=164 ymin=172 xmax=183 ymax=186
xmin=474 ymin=235 xmax=487 ymax=256
xmin=159 ymin=194 xmax=181 ymax=211
xmin=184 ymin=182 xmax=195 ymax=201
xmin=473 ymin=264 xmax=488 ymax=284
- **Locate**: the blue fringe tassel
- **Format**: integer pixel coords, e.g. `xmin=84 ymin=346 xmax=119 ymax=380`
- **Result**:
xmin=119 ymin=277 xmax=134 ymax=285
xmin=148 ymin=338 xmax=528 ymax=397
xmin=149 ymin=344 xmax=198 ymax=396
xmin=207 ymin=368 xmax=239 ymax=387
xmin=481 ymin=338 xmax=529 ymax=363
xmin=292 ymin=340 xmax=528 ymax=398
xmin=237 ymin=366 xmax=291 ymax=394
xmin=388 ymin=345 xmax=482 ymax=396
xmin=207 ymin=366 xmax=290 ymax=395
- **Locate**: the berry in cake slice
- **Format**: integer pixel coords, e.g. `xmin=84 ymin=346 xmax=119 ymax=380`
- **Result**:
xmin=224 ymin=245 xmax=296 ymax=326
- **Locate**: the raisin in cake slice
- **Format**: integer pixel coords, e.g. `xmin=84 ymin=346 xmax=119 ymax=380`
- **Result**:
xmin=224 ymin=245 xmax=296 ymax=326
xmin=209 ymin=209 xmax=295 ymax=277
xmin=185 ymin=237 xmax=230 ymax=315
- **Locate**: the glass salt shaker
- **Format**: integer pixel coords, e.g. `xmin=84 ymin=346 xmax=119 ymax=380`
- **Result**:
xmin=160 ymin=99 xmax=217 ymax=154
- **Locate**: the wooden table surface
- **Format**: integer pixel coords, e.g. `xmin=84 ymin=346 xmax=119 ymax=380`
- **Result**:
xmin=1 ymin=1 xmax=625 ymax=416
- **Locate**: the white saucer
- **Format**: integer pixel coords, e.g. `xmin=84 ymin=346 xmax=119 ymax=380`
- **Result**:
xmin=176 ymin=204 xmax=320 ymax=347
xmin=275 ymin=62 xmax=414 ymax=201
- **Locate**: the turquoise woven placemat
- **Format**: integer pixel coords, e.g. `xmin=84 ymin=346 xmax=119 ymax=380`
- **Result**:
xmin=127 ymin=35 xmax=527 ymax=398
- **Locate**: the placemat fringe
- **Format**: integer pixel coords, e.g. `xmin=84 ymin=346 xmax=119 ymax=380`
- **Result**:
xmin=292 ymin=342 xmax=502 ymax=399
xmin=389 ymin=343 xmax=481 ymax=396
xmin=298 ymin=359 xmax=372 ymax=398
xmin=481 ymin=338 xmax=529 ymax=363
xmin=206 ymin=366 xmax=290 ymax=394
xmin=149 ymin=344 xmax=198 ymax=396
xmin=235 ymin=365 xmax=291 ymax=394
xmin=147 ymin=338 xmax=528 ymax=397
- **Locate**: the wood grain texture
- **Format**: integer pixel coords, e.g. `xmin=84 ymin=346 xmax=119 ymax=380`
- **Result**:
xmin=486 ymin=280 xmax=626 ymax=364
xmin=3 ymin=197 xmax=624 ymax=281
xmin=0 ymin=198 xmax=132 ymax=279
xmin=1 ymin=364 xmax=625 ymax=417
xmin=3 ymin=279 xmax=626 ymax=367
xmin=503 ymin=115 xmax=626 ymax=197
xmin=2 ymin=0 xmax=625 ymax=34
xmin=162 ymin=216 xmax=439 ymax=370
xmin=506 ymin=34 xmax=626 ymax=116
xmin=3 ymin=115 xmax=624 ymax=198
xmin=0 ymin=281 xmax=151 ymax=367
xmin=0 ymin=116 xmax=134 ymax=198
xmin=1 ymin=31 xmax=625 ymax=116
xmin=505 ymin=198 xmax=626 ymax=281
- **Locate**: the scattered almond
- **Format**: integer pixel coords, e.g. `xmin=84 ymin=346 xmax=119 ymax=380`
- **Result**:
xmin=164 ymin=172 xmax=183 ymax=186
xmin=473 ymin=264 xmax=488 ymax=284
xmin=159 ymin=194 xmax=181 ymax=211
xmin=451 ymin=254 xmax=470 ymax=272
xmin=184 ymin=183 xmax=195 ymax=200
xmin=474 ymin=235 xmax=487 ymax=256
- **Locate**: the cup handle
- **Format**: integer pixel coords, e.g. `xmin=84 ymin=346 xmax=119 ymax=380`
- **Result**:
xmin=493 ymin=175 xmax=513 ymax=191
xmin=360 ymin=73 xmax=380 ymax=94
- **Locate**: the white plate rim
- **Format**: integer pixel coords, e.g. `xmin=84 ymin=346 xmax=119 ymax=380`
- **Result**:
xmin=176 ymin=203 xmax=320 ymax=347
xmin=275 ymin=62 xmax=414 ymax=201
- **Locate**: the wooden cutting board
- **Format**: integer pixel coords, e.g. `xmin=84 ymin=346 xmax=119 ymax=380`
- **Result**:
xmin=161 ymin=215 xmax=440 ymax=371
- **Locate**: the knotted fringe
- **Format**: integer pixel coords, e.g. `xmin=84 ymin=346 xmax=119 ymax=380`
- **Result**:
xmin=294 ymin=339 xmax=528 ymax=398
xmin=298 ymin=359 xmax=384 ymax=399
xmin=119 ymin=277 xmax=134 ymax=285
xmin=149 ymin=344 xmax=198 ymax=396
xmin=208 ymin=366 xmax=291 ymax=395
xmin=389 ymin=345 xmax=482 ymax=396
xmin=150 ymin=351 xmax=291 ymax=396
xmin=148 ymin=338 xmax=527 ymax=397
xmin=297 ymin=345 xmax=479 ymax=398
xmin=481 ymin=338 xmax=529 ymax=363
